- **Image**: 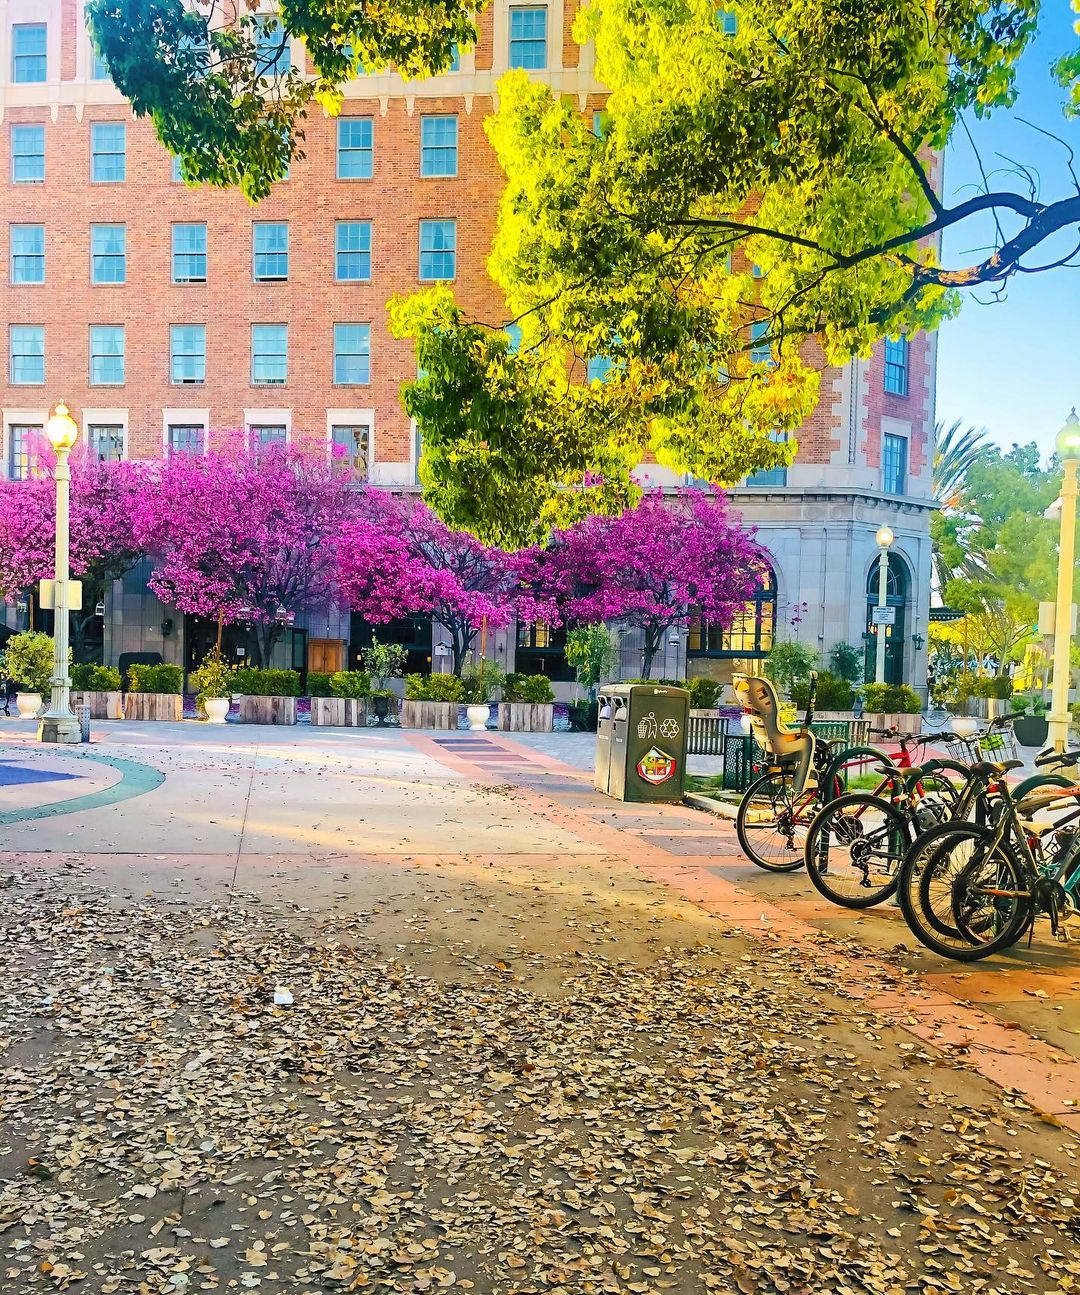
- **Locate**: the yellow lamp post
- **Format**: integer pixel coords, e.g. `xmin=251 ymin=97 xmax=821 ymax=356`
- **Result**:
xmin=1047 ymin=409 xmax=1080 ymax=752
xmin=874 ymin=525 xmax=895 ymax=684
xmin=38 ymin=402 xmax=82 ymax=745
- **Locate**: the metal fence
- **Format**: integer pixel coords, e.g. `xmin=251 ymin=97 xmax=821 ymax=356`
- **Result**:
xmin=687 ymin=714 xmax=875 ymax=793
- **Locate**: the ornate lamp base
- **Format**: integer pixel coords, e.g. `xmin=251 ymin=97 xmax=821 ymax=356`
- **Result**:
xmin=38 ymin=715 xmax=82 ymax=744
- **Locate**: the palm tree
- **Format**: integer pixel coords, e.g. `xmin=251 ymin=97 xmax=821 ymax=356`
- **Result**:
xmin=931 ymin=419 xmax=991 ymax=591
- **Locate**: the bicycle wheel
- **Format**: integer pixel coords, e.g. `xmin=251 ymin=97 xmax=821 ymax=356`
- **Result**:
xmin=735 ymin=771 xmax=815 ymax=872
xmin=911 ymin=826 xmax=1033 ymax=961
xmin=898 ymin=821 xmax=970 ymax=941
xmin=803 ymin=793 xmax=910 ymax=908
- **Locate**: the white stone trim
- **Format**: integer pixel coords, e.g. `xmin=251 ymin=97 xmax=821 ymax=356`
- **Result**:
xmin=82 ymin=407 xmax=129 ymax=459
xmin=161 ymin=407 xmax=210 ymax=457
xmin=244 ymin=407 xmax=292 ymax=444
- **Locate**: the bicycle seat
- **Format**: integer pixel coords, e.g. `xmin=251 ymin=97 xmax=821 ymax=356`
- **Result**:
xmin=1035 ymin=747 xmax=1080 ymax=768
xmin=733 ymin=673 xmax=813 ymax=794
xmin=971 ymin=759 xmax=1024 ymax=777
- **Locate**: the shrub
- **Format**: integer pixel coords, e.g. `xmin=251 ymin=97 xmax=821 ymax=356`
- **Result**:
xmin=460 ymin=657 xmax=507 ymax=704
xmin=329 ymin=669 xmax=371 ymax=700
xmin=765 ymin=641 xmax=817 ymax=695
xmin=362 ymin=638 xmax=408 ymax=691
xmin=1013 ymin=691 xmax=1048 ymax=716
xmin=405 ymin=673 xmax=465 ymax=703
xmin=828 ymin=641 xmax=863 ymax=684
xmin=504 ymin=672 xmax=555 ymax=704
xmin=232 ymin=667 xmax=301 ymax=697
xmin=189 ymin=651 xmax=234 ymax=716
xmin=0 ymin=631 xmax=57 ymax=693
xmin=568 ymin=700 xmax=599 ymax=731
xmin=861 ymin=682 xmax=922 ymax=714
xmin=307 ymin=671 xmax=332 ymax=698
xmin=71 ymin=663 xmax=121 ymax=691
xmin=687 ymin=677 xmax=721 ymax=709
xmin=792 ymin=670 xmax=853 ymax=712
xmin=127 ymin=663 xmax=184 ymax=694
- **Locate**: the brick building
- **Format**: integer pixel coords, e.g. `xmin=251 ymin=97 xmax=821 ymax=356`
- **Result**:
xmin=0 ymin=0 xmax=935 ymax=697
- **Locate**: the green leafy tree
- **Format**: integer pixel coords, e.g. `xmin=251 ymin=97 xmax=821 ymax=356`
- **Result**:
xmin=765 ymin=640 xmax=817 ymax=697
xmin=943 ymin=578 xmax=1036 ymax=671
xmin=930 ymin=419 xmax=991 ymax=589
xmin=565 ymin=625 xmax=619 ymax=699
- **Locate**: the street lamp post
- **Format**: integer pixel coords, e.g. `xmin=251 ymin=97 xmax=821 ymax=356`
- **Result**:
xmin=38 ymin=402 xmax=82 ymax=745
xmin=1047 ymin=409 xmax=1080 ymax=752
xmin=874 ymin=525 xmax=894 ymax=685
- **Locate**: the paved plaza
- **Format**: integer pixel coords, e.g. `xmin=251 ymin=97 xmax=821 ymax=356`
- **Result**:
xmin=1 ymin=720 xmax=1078 ymax=1293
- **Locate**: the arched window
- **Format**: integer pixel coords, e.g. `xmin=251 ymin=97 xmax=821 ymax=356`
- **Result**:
xmin=865 ymin=553 xmax=910 ymax=685
xmin=688 ymin=563 xmax=777 ymax=658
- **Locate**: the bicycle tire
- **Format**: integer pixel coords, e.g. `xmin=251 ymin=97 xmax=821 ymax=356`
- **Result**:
xmin=803 ymin=792 xmax=910 ymax=908
xmin=897 ymin=821 xmax=971 ymax=941
xmin=735 ymin=771 xmax=813 ymax=872
xmin=822 ymin=745 xmax=898 ymax=800
xmin=1011 ymin=772 xmax=1074 ymax=802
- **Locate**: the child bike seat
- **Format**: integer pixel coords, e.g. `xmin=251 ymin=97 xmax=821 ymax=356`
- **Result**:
xmin=733 ymin=673 xmax=813 ymax=794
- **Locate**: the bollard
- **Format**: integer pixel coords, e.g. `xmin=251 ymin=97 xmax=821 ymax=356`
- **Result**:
xmin=77 ymin=704 xmax=91 ymax=743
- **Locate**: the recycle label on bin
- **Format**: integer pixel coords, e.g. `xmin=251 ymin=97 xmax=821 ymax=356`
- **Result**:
xmin=636 ymin=746 xmax=677 ymax=786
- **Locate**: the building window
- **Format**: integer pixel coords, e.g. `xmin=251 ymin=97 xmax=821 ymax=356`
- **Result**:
xmin=252 ymin=324 xmax=287 ymax=385
xmin=515 ymin=621 xmax=573 ymax=681
xmin=7 ymin=423 xmax=41 ymax=479
xmin=717 ymin=9 xmax=739 ymax=35
xmin=10 ymin=225 xmax=45 ymax=284
xmin=333 ymin=323 xmax=371 ymax=385
xmin=448 ymin=44 xmax=460 ymax=72
xmin=592 ymin=110 xmax=607 ymax=139
xmin=167 ymin=424 xmax=205 ymax=457
xmin=689 ymin=564 xmax=776 ymax=658
xmin=90 ymin=224 xmax=126 ymax=284
xmin=883 ymin=432 xmax=908 ymax=495
xmin=12 ymin=124 xmax=45 ymax=183
xmin=505 ymin=322 xmax=522 ymax=354
xmin=171 ymin=154 xmax=186 ymax=183
xmin=586 ymin=354 xmax=614 ymax=383
xmin=12 ymin=24 xmax=47 ymax=83
xmin=90 ymin=122 xmax=126 ymax=182
xmin=90 ymin=325 xmax=125 ymax=385
xmin=419 ymin=220 xmax=456 ymax=280
xmin=253 ymin=222 xmax=288 ymax=282
xmin=509 ymin=7 xmax=547 ymax=69
xmin=337 ymin=118 xmax=373 ymax=179
xmin=170 ymin=325 xmax=206 ymax=385
xmin=254 ymin=16 xmax=291 ymax=73
xmin=9 ymin=325 xmax=44 ymax=385
xmin=749 ymin=319 xmax=773 ymax=365
xmin=745 ymin=430 xmax=789 ymax=487
xmin=420 ymin=115 xmax=458 ymax=177
xmin=331 ymin=424 xmax=370 ymax=476
xmin=884 ymin=335 xmax=909 ymax=397
xmin=172 ymin=223 xmax=207 ymax=283
xmin=88 ymin=425 xmax=124 ymax=462
xmin=250 ymin=424 xmax=287 ymax=451
xmin=90 ymin=46 xmax=110 ymax=81
xmin=335 ymin=221 xmax=372 ymax=282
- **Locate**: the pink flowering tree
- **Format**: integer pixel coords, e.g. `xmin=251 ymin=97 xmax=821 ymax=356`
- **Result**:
xmin=521 ymin=489 xmax=762 ymax=679
xmin=135 ymin=444 xmax=363 ymax=668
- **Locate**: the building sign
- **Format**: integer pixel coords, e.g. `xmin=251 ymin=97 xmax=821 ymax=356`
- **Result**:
xmin=637 ymin=747 xmax=677 ymax=785
xmin=871 ymin=606 xmax=896 ymax=626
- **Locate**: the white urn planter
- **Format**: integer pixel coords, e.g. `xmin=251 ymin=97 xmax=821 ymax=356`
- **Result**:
xmin=16 ymin=692 xmax=42 ymax=719
xmin=204 ymin=696 xmax=230 ymax=724
xmin=466 ymin=703 xmax=491 ymax=731
xmin=951 ymin=716 xmax=980 ymax=738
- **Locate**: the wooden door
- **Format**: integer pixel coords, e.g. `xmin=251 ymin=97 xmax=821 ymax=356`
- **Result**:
xmin=308 ymin=638 xmax=345 ymax=674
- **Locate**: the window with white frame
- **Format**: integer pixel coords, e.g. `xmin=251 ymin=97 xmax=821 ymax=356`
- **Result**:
xmin=7 ymin=423 xmax=42 ymax=480
xmin=249 ymin=424 xmax=287 ymax=451
xmin=90 ymin=224 xmax=126 ymax=284
xmin=419 ymin=220 xmax=456 ymax=280
xmin=88 ymin=425 xmax=125 ymax=462
xmin=509 ymin=7 xmax=547 ymax=69
xmin=12 ymin=24 xmax=47 ymax=83
xmin=253 ymin=222 xmax=288 ymax=281
xmin=337 ymin=118 xmax=374 ymax=178
xmin=167 ymin=424 xmax=206 ymax=457
xmin=333 ymin=323 xmax=371 ymax=385
xmin=420 ymin=115 xmax=458 ymax=177
xmin=884 ymin=336 xmax=909 ymax=397
xmin=254 ymin=15 xmax=291 ymax=73
xmin=172 ymin=223 xmax=207 ymax=282
xmin=335 ymin=221 xmax=372 ymax=282
xmin=90 ymin=122 xmax=126 ymax=182
xmin=749 ymin=319 xmax=773 ymax=365
xmin=90 ymin=34 xmax=109 ymax=81
xmin=448 ymin=43 xmax=460 ymax=71
xmin=586 ymin=354 xmax=614 ymax=383
xmin=90 ymin=325 xmax=125 ymax=385
xmin=170 ymin=325 xmax=206 ymax=384
xmin=10 ymin=225 xmax=45 ymax=284
xmin=745 ymin=430 xmax=789 ymax=487
xmin=883 ymin=432 xmax=908 ymax=495
xmin=10 ymin=326 xmax=44 ymax=385
xmin=12 ymin=125 xmax=45 ymax=183
xmin=505 ymin=322 xmax=522 ymax=354
xmin=252 ymin=324 xmax=287 ymax=384
xmin=331 ymin=424 xmax=370 ymax=477
xmin=171 ymin=154 xmax=187 ymax=183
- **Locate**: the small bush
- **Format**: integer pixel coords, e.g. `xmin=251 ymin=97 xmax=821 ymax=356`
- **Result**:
xmin=792 ymin=670 xmax=853 ymax=711
xmin=329 ymin=669 xmax=370 ymax=699
xmin=1013 ymin=691 xmax=1048 ymax=716
xmin=972 ymin=674 xmax=1013 ymax=700
xmin=405 ymin=673 xmax=465 ymax=703
xmin=460 ymin=658 xmax=506 ymax=704
xmin=688 ymin=677 xmax=721 ymax=709
xmin=307 ymin=671 xmax=332 ymax=698
xmin=504 ymin=673 xmax=555 ymax=704
xmin=72 ymin=663 xmax=121 ymax=691
xmin=568 ymin=700 xmax=599 ymax=732
xmin=232 ymin=667 xmax=301 ymax=697
xmin=861 ymin=682 xmax=922 ymax=714
xmin=828 ymin=641 xmax=863 ymax=684
xmin=127 ymin=663 xmax=184 ymax=695
xmin=1 ymin=631 xmax=57 ymax=693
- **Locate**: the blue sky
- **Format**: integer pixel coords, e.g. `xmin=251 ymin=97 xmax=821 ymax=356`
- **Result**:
xmin=935 ymin=6 xmax=1079 ymax=455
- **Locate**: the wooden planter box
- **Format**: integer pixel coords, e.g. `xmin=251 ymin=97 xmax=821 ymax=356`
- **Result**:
xmin=239 ymin=695 xmax=297 ymax=725
xmin=310 ymin=697 xmax=369 ymax=727
xmin=124 ymin=692 xmax=182 ymax=722
xmin=401 ymin=700 xmax=458 ymax=730
xmin=71 ymin=689 xmax=123 ymax=720
xmin=497 ymin=702 xmax=554 ymax=733
xmin=864 ymin=711 xmax=921 ymax=736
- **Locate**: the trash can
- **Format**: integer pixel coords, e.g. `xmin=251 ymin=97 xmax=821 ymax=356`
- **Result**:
xmin=594 ymin=692 xmax=616 ymax=794
xmin=597 ymin=683 xmax=690 ymax=802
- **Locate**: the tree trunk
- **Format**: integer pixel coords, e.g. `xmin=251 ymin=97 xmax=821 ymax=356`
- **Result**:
xmin=252 ymin=622 xmax=280 ymax=670
xmin=450 ymin=623 xmax=477 ymax=675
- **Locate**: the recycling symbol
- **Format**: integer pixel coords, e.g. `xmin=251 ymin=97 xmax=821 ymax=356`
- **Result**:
xmin=659 ymin=718 xmax=681 ymax=739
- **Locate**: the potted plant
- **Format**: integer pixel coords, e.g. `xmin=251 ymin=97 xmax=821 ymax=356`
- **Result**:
xmin=859 ymin=682 xmax=923 ymax=735
xmin=362 ymin=638 xmax=408 ymax=726
xmin=565 ymin=624 xmax=619 ymax=732
xmin=310 ymin=669 xmax=371 ymax=726
xmin=461 ymin=656 xmax=506 ymax=731
xmin=0 ymin=630 xmax=56 ymax=719
xmin=233 ymin=667 xmax=301 ymax=724
xmin=71 ymin=663 xmax=124 ymax=720
xmin=1011 ymin=692 xmax=1049 ymax=747
xmin=189 ymin=651 xmax=234 ymax=723
xmin=125 ymin=662 xmax=184 ymax=721
xmin=402 ymin=672 xmax=465 ymax=729
xmin=498 ymin=672 xmax=556 ymax=732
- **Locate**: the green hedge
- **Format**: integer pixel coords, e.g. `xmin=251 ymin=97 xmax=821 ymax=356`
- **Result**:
xmin=233 ymin=667 xmax=301 ymax=697
xmin=71 ymin=664 xmax=122 ymax=691
xmin=127 ymin=663 xmax=184 ymax=695
xmin=503 ymin=672 xmax=556 ymax=704
xmin=792 ymin=670 xmax=854 ymax=711
xmin=405 ymin=673 xmax=465 ymax=703
xmin=861 ymin=683 xmax=922 ymax=714
xmin=330 ymin=669 xmax=371 ymax=699
xmin=687 ymin=677 xmax=721 ymax=708
xmin=307 ymin=671 xmax=332 ymax=698
xmin=972 ymin=674 xmax=1013 ymax=699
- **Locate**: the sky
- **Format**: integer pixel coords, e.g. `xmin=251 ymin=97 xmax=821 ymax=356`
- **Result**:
xmin=935 ymin=4 xmax=1079 ymax=457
